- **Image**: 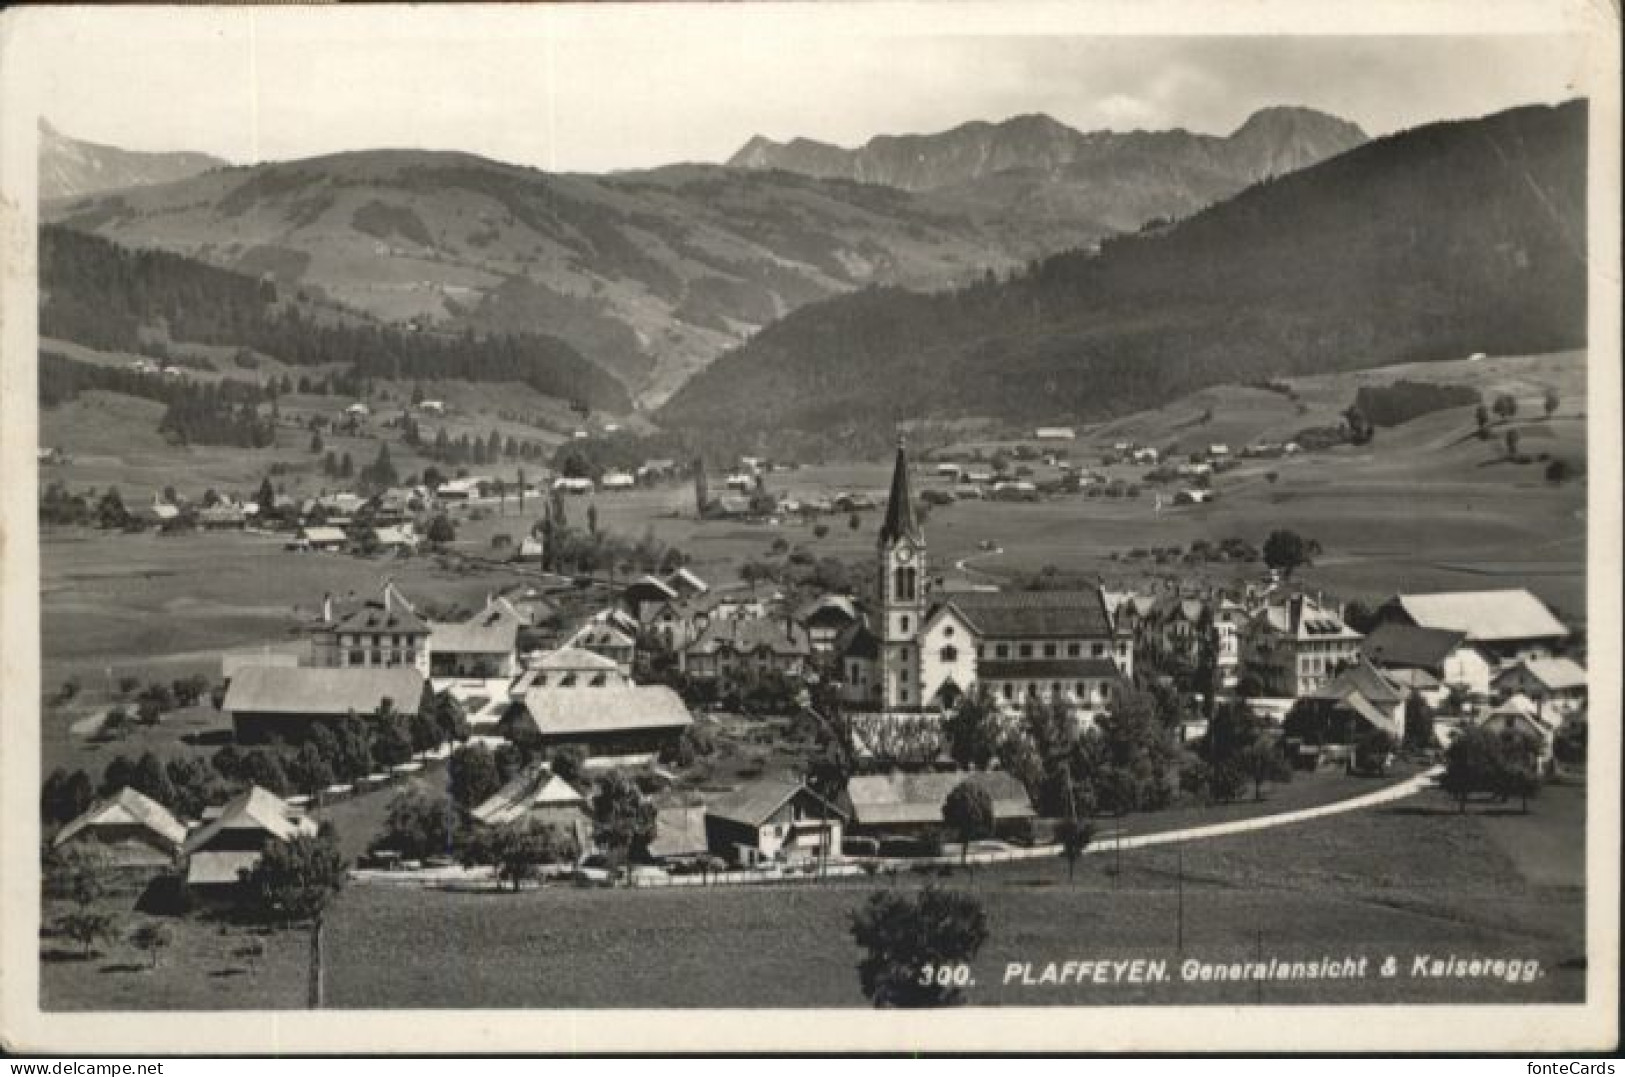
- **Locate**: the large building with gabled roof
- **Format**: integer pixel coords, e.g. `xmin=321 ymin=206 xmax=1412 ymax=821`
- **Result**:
xmin=840 ymin=438 xmax=1131 ymax=720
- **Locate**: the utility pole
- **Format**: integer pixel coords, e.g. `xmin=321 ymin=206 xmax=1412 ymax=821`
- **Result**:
xmin=1175 ymin=842 xmax=1184 ymax=953
xmin=308 ymin=913 xmax=325 ymax=1009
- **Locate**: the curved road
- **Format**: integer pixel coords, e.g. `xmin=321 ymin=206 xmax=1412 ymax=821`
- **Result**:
xmin=1096 ymin=765 xmax=1442 ymax=855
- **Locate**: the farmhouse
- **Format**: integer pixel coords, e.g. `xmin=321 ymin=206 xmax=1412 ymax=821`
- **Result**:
xmin=703 ymin=780 xmax=845 ymax=868
xmin=1302 ymin=659 xmax=1407 ymax=742
xmin=1132 ymin=448 xmax=1161 ymax=465
xmin=499 ymin=685 xmax=691 ymax=762
xmin=1493 ymin=657 xmax=1587 ymax=718
xmin=1477 ymin=698 xmax=1558 ymax=771
xmin=223 ymin=665 xmax=430 ymax=744
xmin=417 ymin=400 xmax=445 ymax=414
xmin=197 ymin=502 xmax=248 ymax=530
xmin=840 ymin=440 xmax=1131 ymax=720
xmin=53 ymin=787 xmax=187 ymax=870
xmin=842 ymin=770 xmax=1035 ymax=838
xmin=345 ymin=402 xmax=370 ymax=418
xmin=1373 ymin=589 xmax=1569 ymax=665
xmin=1361 ymin=623 xmax=1495 ymax=699
xmin=181 ymin=786 xmax=318 ymax=893
xmin=600 ymin=471 xmax=636 ymax=490
xmin=370 ymin=523 xmax=420 ymax=553
xmin=288 ymin=525 xmax=348 ymax=552
xmin=470 ymin=767 xmax=590 ymax=847
xmin=1035 ymin=427 xmax=1076 ymax=441
xmin=430 ymin=597 xmax=525 ymax=679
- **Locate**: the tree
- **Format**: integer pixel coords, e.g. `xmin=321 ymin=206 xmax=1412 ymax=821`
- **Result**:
xmin=427 ymin=514 xmax=456 ymax=548
xmin=1493 ymin=393 xmax=1518 ymax=421
xmin=57 ymin=910 xmax=118 ymax=958
xmin=1057 ymin=818 xmax=1095 ymax=883
xmin=379 ymin=789 xmax=457 ymax=860
xmin=240 ymin=830 xmax=347 ymax=923
xmin=130 ymin=752 xmax=177 ymax=810
xmin=550 ymin=745 xmax=588 ymax=785
xmin=1505 ymin=428 xmax=1521 ymax=458
xmin=848 ymin=512 xmax=860 ymax=531
xmin=942 ymin=781 xmax=995 ymax=869
xmin=45 ymin=844 xmax=110 ymax=908
xmin=97 ymin=487 xmax=131 ymax=530
xmin=1543 ymin=388 xmax=1559 ymax=419
xmin=850 ymin=886 xmax=989 ymax=1007
xmin=813 ymin=523 xmax=830 ymax=539
xmin=942 ymin=688 xmax=1001 ymax=769
xmin=1475 ymin=403 xmax=1490 ymax=437
xmin=1402 ymin=692 xmax=1435 ymax=754
xmin=286 ymin=742 xmax=336 ymax=796
xmin=448 ymin=742 xmax=503 ymax=809
xmin=41 ymin=768 xmax=95 ymax=826
xmin=129 ymin=921 xmax=175 ymax=969
xmin=1234 ymin=740 xmax=1291 ymax=801
xmin=464 ymin=819 xmax=578 ymax=891
xmin=591 ymin=771 xmax=657 ymax=877
xmin=1262 ymin=529 xmax=1313 ymax=577
xmin=433 ymin=691 xmax=469 ymax=745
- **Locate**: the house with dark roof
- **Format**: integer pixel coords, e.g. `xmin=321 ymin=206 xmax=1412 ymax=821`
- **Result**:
xmin=841 ymin=770 xmax=1035 ymax=837
xmin=181 ymin=786 xmax=318 ymax=893
xmin=684 ymin=615 xmax=813 ymax=681
xmin=223 ymin=665 xmax=429 ymax=744
xmin=53 ymin=787 xmax=187 ymax=870
xmin=308 ymin=583 xmax=432 ymax=676
xmin=795 ymin=594 xmax=861 ymax=653
xmin=703 ymin=780 xmax=844 ymax=868
xmin=1361 ymin=622 xmax=1495 ymax=699
xmin=499 ymin=685 xmax=691 ymax=762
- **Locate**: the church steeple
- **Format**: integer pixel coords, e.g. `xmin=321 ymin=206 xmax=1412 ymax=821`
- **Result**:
xmin=878 ymin=436 xmax=921 ymax=548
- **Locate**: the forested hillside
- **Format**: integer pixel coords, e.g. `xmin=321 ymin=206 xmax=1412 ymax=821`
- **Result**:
xmin=40 ymin=227 xmax=631 ymax=412
xmin=659 ymin=101 xmax=1587 ymax=455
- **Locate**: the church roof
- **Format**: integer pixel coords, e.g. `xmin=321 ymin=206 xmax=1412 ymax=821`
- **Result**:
xmin=937 ymin=589 xmax=1114 ymax=639
xmin=877 ymin=439 xmax=922 ymax=548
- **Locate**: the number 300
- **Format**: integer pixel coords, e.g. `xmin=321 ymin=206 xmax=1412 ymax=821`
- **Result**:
xmin=918 ymin=963 xmax=972 ymax=987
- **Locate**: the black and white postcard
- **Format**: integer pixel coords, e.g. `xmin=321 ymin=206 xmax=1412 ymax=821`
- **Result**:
xmin=0 ymin=0 xmax=1617 ymax=1055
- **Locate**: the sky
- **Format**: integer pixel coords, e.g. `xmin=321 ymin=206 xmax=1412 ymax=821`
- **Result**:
xmin=18 ymin=3 xmax=1597 ymax=174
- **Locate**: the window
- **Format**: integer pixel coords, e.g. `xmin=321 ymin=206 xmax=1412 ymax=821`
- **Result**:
xmin=370 ymin=650 xmax=382 ymax=665
xmin=349 ymin=649 xmax=363 ymax=665
xmin=900 ymin=615 xmax=911 ymax=633
xmin=944 ymin=626 xmax=955 ymax=638
xmin=1075 ymin=682 xmax=1085 ymax=695
xmin=850 ymin=663 xmax=860 ymax=681
xmin=996 ymin=644 xmax=1010 ymax=659
xmin=1043 ymin=643 xmax=1057 ymax=658
xmin=372 ymin=634 xmax=382 ymax=647
xmin=1093 ymin=643 xmax=1106 ymax=657
xmin=940 ymin=646 xmax=959 ymax=662
xmin=893 ymin=566 xmax=917 ymax=601
xmin=1051 ymin=682 xmax=1062 ymax=695
xmin=1001 ymin=683 xmax=1014 ymax=701
xmin=1067 ymin=643 xmax=1081 ymax=657
xmin=900 ymin=688 xmax=909 ymax=703
xmin=1019 ymin=644 xmax=1033 ymax=658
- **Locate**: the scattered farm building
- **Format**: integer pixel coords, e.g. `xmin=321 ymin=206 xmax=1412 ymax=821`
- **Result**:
xmin=223 ymin=665 xmax=430 ymax=744
xmin=181 ymin=786 xmax=318 ymax=893
xmin=53 ymin=787 xmax=187 ymax=870
xmin=498 ymin=685 xmax=691 ymax=763
xmin=703 ymin=780 xmax=845 ymax=868
xmin=840 ymin=770 xmax=1035 ymax=838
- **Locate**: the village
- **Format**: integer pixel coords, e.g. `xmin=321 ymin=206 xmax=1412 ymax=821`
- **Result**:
xmin=41 ymin=418 xmax=1590 ymax=980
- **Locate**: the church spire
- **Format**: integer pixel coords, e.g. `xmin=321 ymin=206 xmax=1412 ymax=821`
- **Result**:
xmin=878 ymin=435 xmax=922 ymax=547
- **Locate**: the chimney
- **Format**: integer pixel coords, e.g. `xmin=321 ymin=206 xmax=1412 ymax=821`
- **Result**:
xmin=384 ymin=583 xmax=394 ymax=612
xmin=322 ymin=593 xmax=332 ymax=623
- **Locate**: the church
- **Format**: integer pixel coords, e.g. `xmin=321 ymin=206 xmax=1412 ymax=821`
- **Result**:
xmin=838 ymin=440 xmax=1133 ymax=721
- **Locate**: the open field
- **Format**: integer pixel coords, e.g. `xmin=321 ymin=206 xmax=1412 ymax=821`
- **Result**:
xmin=41 ymin=777 xmax=1586 ymax=1010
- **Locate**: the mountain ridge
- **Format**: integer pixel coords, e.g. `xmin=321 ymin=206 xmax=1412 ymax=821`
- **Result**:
xmin=663 ymin=100 xmax=1587 ymax=456
xmin=39 ymin=119 xmax=229 ymax=202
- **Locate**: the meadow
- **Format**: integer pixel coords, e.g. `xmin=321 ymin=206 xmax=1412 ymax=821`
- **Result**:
xmin=40 ymin=777 xmax=1587 ymax=1010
